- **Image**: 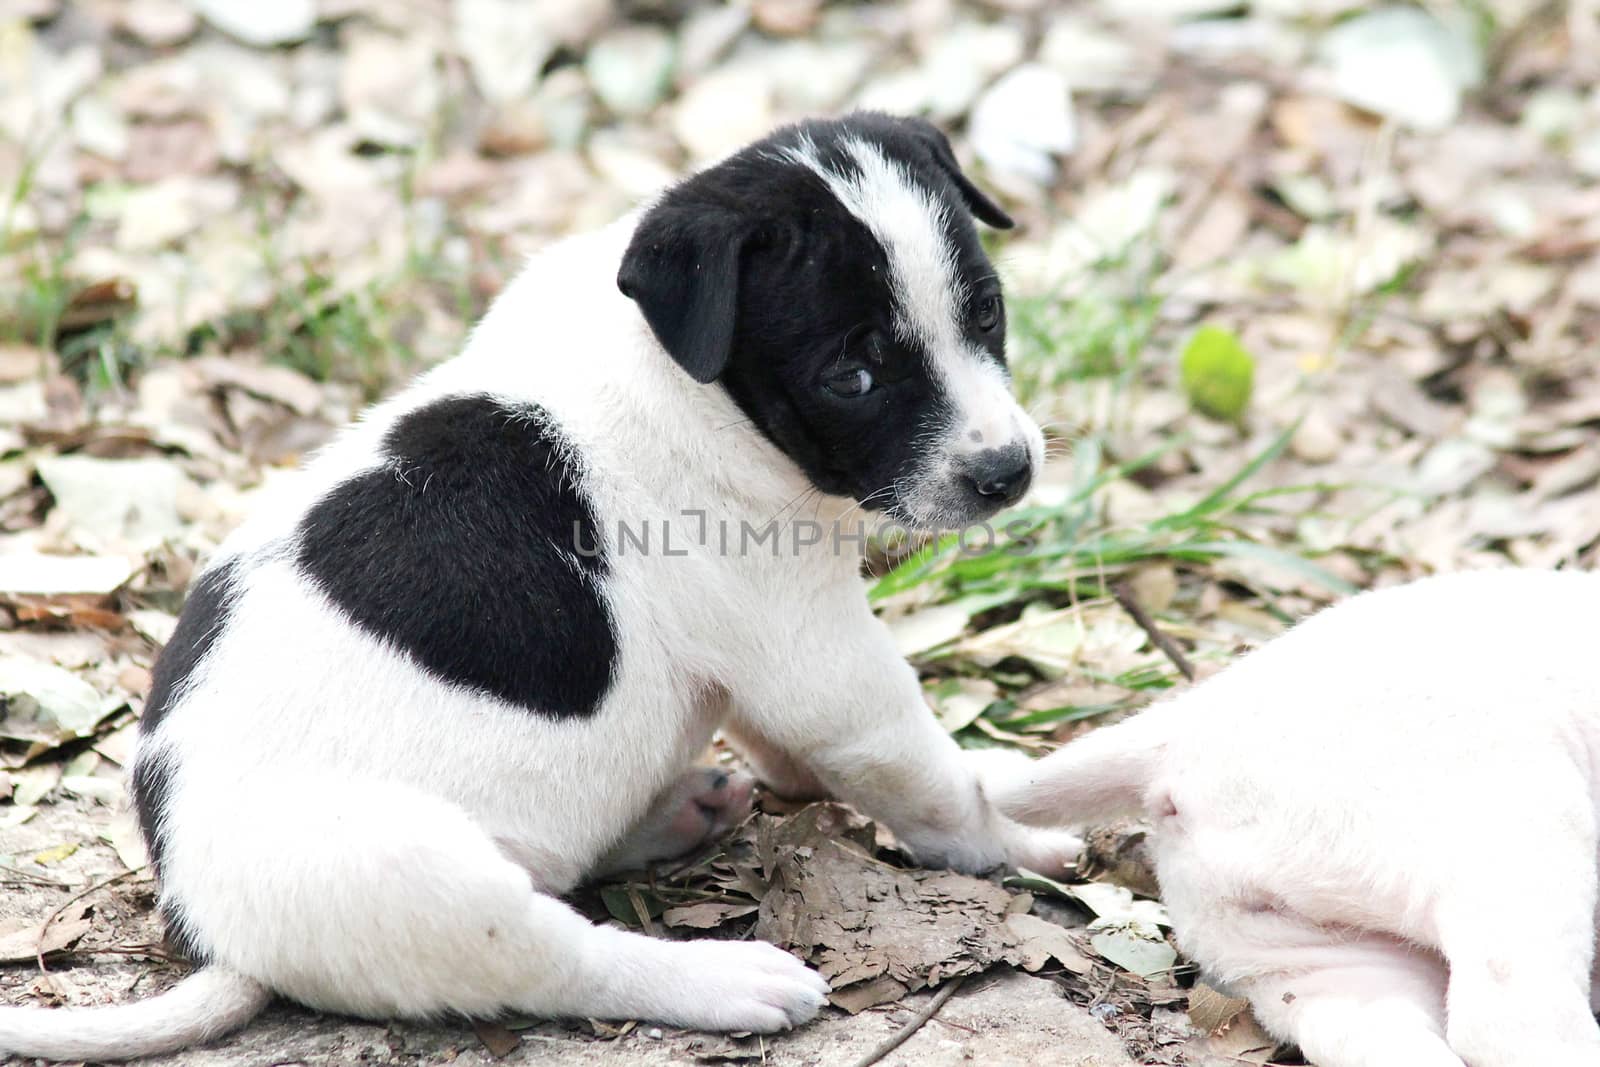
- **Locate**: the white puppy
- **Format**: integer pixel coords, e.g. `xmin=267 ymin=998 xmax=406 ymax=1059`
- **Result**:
xmin=996 ymin=569 xmax=1600 ymax=1067
xmin=0 ymin=113 xmax=1077 ymax=1061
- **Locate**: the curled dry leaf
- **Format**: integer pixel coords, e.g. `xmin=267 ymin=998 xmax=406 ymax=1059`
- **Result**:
xmin=1005 ymin=912 xmax=1094 ymax=974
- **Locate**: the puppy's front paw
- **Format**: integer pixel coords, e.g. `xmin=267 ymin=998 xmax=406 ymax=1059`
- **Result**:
xmin=667 ymin=940 xmax=831 ymax=1032
xmin=962 ymin=750 xmax=1084 ymax=875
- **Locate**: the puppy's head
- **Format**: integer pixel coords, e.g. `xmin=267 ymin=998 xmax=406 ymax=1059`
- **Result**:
xmin=618 ymin=112 xmax=1041 ymax=530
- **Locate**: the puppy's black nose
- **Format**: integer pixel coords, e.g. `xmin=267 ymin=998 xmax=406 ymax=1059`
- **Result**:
xmin=964 ymin=447 xmax=1032 ymax=507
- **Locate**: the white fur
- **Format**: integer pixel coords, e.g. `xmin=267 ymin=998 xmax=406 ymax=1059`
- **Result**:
xmin=0 ymin=208 xmax=1075 ymax=1060
xmin=996 ymin=569 xmax=1600 ymax=1067
xmin=0 ymin=971 xmax=268 ymax=1062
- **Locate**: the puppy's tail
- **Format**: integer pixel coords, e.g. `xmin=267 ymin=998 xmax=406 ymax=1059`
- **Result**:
xmin=0 ymin=966 xmax=268 ymax=1062
xmin=996 ymin=707 xmax=1175 ymax=826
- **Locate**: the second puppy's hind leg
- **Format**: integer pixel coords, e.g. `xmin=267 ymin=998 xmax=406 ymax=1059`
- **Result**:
xmin=174 ymin=779 xmax=826 ymax=1032
xmin=591 ymin=765 xmax=755 ymax=877
xmin=1221 ymin=929 xmax=1463 ymax=1067
xmin=1434 ymin=843 xmax=1600 ymax=1063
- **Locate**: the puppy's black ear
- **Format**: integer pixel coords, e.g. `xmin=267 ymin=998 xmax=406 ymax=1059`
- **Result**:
xmin=909 ymin=119 xmax=1015 ymax=231
xmin=618 ymin=207 xmax=746 ymax=384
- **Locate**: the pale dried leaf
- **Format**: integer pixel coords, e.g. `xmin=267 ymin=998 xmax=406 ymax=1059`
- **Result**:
xmin=1005 ymin=912 xmax=1093 ymax=974
xmin=0 ymin=904 xmax=93 ymax=964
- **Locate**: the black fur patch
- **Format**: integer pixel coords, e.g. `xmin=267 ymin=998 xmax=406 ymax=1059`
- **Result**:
xmin=295 ymin=394 xmax=616 ymax=718
xmin=132 ymin=558 xmax=240 ymax=961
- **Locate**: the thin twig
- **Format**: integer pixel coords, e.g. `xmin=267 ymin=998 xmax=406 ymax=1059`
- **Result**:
xmin=847 ymin=975 xmax=966 ymax=1067
xmin=1112 ymin=582 xmax=1195 ymax=682
xmin=0 ymin=864 xmax=72 ymax=887
xmin=36 ymin=865 xmax=148 ymax=975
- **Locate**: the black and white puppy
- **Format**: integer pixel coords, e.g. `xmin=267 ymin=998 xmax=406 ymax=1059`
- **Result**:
xmin=0 ymin=113 xmax=1079 ymax=1060
xmin=996 ymin=569 xmax=1600 ymax=1067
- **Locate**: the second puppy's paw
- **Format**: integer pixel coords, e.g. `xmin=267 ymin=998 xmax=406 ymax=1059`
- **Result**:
xmin=665 ymin=766 xmax=755 ymax=848
xmin=593 ymin=767 xmax=755 ymax=876
xmin=1000 ymin=824 xmax=1085 ymax=880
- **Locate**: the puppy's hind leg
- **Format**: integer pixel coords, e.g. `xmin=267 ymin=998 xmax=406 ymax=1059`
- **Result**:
xmin=1433 ymin=859 xmax=1600 ymax=1062
xmin=1416 ymin=763 xmax=1600 ymax=1065
xmin=172 ymin=778 xmax=827 ymax=1032
xmin=1218 ymin=930 xmax=1463 ymax=1067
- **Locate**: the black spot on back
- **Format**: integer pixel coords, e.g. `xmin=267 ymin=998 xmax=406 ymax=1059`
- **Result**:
xmin=132 ymin=558 xmax=240 ymax=962
xmin=295 ymin=394 xmax=615 ymax=718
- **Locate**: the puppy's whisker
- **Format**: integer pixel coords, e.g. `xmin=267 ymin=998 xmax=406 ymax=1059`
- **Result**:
xmin=761 ymin=485 xmax=818 ymax=530
xmin=836 ymin=484 xmax=895 ymax=529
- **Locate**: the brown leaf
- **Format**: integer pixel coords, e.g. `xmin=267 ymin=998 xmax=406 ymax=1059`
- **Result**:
xmin=1188 ymin=982 xmax=1250 ymax=1035
xmin=754 ymin=804 xmax=1022 ymax=1003
xmin=472 ymin=1019 xmax=520 ymax=1059
xmin=190 ymin=356 xmax=326 ymax=417
xmin=1080 ymin=822 xmax=1161 ymax=899
xmin=1004 ymin=913 xmax=1094 ymax=974
xmin=1194 ymin=1008 xmax=1279 ymax=1065
xmin=103 ymin=814 xmax=149 ymax=872
xmin=59 ymin=279 xmax=136 ymax=333
xmin=684 ymin=1035 xmax=765 ymax=1063
xmin=661 ymin=901 xmax=759 ymax=930
xmin=828 ymin=974 xmax=908 ymax=1015
xmin=0 ymin=904 xmax=93 ymax=963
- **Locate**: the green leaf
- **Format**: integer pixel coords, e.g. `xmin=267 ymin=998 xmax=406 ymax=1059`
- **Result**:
xmin=598 ymin=885 xmax=666 ymax=927
xmin=1180 ymin=325 xmax=1255 ymax=422
xmin=1089 ymin=923 xmax=1178 ymax=978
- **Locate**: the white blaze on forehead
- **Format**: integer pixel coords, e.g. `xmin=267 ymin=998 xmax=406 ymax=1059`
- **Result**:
xmin=779 ymin=135 xmax=966 ymax=355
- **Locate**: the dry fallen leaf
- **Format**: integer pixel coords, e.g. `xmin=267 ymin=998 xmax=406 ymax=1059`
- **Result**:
xmin=471 ymin=1019 xmax=520 ymax=1059
xmin=660 ymin=901 xmax=759 ymax=930
xmin=102 ymin=812 xmax=149 ymax=871
xmin=1188 ymin=982 xmax=1250 ymax=1034
xmin=1080 ymin=822 xmax=1160 ymax=898
xmin=1005 ymin=912 xmax=1094 ymax=974
xmin=1192 ymin=1007 xmax=1280 ymax=1065
xmin=0 ymin=903 xmax=94 ymax=964
xmin=754 ymin=804 xmax=1023 ymax=1011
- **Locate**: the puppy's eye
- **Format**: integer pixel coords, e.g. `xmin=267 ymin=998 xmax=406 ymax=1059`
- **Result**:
xmin=974 ymin=295 xmax=1002 ymax=332
xmin=824 ymin=366 xmax=875 ymax=398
